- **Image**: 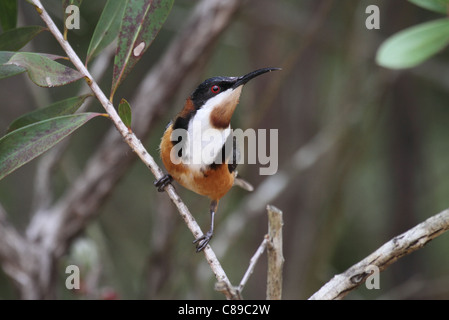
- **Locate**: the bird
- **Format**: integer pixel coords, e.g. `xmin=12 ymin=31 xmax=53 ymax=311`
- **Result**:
xmin=154 ymin=67 xmax=280 ymax=252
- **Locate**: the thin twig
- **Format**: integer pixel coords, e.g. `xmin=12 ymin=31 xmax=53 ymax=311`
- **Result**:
xmin=233 ymin=205 xmax=284 ymax=299
xmin=266 ymin=205 xmax=284 ymax=300
xmin=238 ymin=236 xmax=269 ymax=294
xmin=308 ymin=208 xmax=449 ymax=300
xmin=29 ymin=0 xmax=234 ymax=296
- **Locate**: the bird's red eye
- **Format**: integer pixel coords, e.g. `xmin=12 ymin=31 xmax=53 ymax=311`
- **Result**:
xmin=211 ymin=85 xmax=220 ymax=93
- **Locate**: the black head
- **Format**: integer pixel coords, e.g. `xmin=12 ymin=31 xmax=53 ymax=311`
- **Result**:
xmin=190 ymin=67 xmax=281 ymax=109
xmin=190 ymin=76 xmax=237 ymax=109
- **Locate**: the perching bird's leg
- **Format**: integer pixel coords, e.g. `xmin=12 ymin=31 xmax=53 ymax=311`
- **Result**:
xmin=154 ymin=174 xmax=173 ymax=192
xmin=194 ymin=200 xmax=218 ymax=252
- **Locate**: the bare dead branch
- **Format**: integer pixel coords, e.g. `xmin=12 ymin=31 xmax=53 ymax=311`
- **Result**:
xmin=309 ymin=208 xmax=449 ymax=300
xmin=238 ymin=236 xmax=268 ymax=295
xmin=266 ymin=205 xmax=284 ymax=300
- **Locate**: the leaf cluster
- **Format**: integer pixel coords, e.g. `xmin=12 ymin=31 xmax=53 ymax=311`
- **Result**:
xmin=0 ymin=0 xmax=173 ymax=181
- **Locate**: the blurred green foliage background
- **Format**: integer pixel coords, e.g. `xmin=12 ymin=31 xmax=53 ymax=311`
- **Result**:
xmin=2 ymin=0 xmax=449 ymax=299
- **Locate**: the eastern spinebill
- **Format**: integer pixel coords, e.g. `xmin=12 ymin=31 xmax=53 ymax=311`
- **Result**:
xmin=155 ymin=67 xmax=280 ymax=252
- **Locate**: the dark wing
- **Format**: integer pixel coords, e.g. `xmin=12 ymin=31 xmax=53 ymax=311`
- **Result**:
xmin=227 ymin=135 xmax=238 ymax=173
xmin=209 ymin=133 xmax=238 ymax=173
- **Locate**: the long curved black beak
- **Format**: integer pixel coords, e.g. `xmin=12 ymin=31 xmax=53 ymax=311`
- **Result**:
xmin=232 ymin=67 xmax=281 ymax=88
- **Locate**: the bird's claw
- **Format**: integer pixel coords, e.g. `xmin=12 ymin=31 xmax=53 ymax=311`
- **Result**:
xmin=193 ymin=231 xmax=213 ymax=252
xmin=154 ymin=174 xmax=173 ymax=192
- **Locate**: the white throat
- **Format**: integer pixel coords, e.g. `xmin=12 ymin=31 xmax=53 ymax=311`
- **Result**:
xmin=182 ymin=89 xmax=236 ymax=172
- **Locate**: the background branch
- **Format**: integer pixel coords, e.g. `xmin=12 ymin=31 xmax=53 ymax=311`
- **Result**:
xmin=0 ymin=209 xmax=51 ymax=299
xmin=31 ymin=44 xmax=115 ymax=214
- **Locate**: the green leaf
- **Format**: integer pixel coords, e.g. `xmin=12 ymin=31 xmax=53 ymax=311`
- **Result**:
xmin=408 ymin=0 xmax=449 ymax=14
xmin=0 ymin=51 xmax=66 ymax=80
xmin=0 ymin=26 xmax=47 ymax=51
xmin=7 ymin=94 xmax=92 ymax=133
xmin=0 ymin=113 xmax=104 ymax=181
xmin=0 ymin=51 xmax=24 ymax=79
xmin=0 ymin=0 xmax=17 ymax=32
xmin=4 ymin=52 xmax=83 ymax=87
xmin=118 ymin=98 xmax=132 ymax=129
xmin=376 ymin=18 xmax=449 ymax=69
xmin=110 ymin=0 xmax=173 ymax=99
xmin=86 ymin=0 xmax=127 ymax=64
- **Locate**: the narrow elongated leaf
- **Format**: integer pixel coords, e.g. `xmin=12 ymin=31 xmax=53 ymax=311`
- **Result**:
xmin=7 ymin=94 xmax=92 ymax=133
xmin=408 ymin=0 xmax=449 ymax=14
xmin=0 ymin=26 xmax=47 ymax=51
xmin=0 ymin=113 xmax=104 ymax=180
xmin=0 ymin=0 xmax=17 ymax=31
xmin=118 ymin=98 xmax=132 ymax=129
xmin=110 ymin=0 xmax=173 ymax=99
xmin=0 ymin=52 xmax=65 ymax=63
xmin=0 ymin=51 xmax=66 ymax=80
xmin=5 ymin=52 xmax=83 ymax=87
xmin=86 ymin=0 xmax=127 ymax=64
xmin=376 ymin=19 xmax=449 ymax=69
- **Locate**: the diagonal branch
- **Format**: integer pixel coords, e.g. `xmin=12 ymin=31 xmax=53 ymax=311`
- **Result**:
xmin=308 ymin=208 xmax=449 ymax=300
xmin=237 ymin=237 xmax=268 ymax=295
xmin=25 ymin=0 xmax=242 ymax=299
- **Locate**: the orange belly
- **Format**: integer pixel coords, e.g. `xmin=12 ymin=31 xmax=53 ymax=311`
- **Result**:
xmin=160 ymin=125 xmax=235 ymax=201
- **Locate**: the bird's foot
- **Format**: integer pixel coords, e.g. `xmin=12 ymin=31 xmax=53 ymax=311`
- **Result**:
xmin=154 ymin=174 xmax=173 ymax=192
xmin=193 ymin=230 xmax=213 ymax=252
